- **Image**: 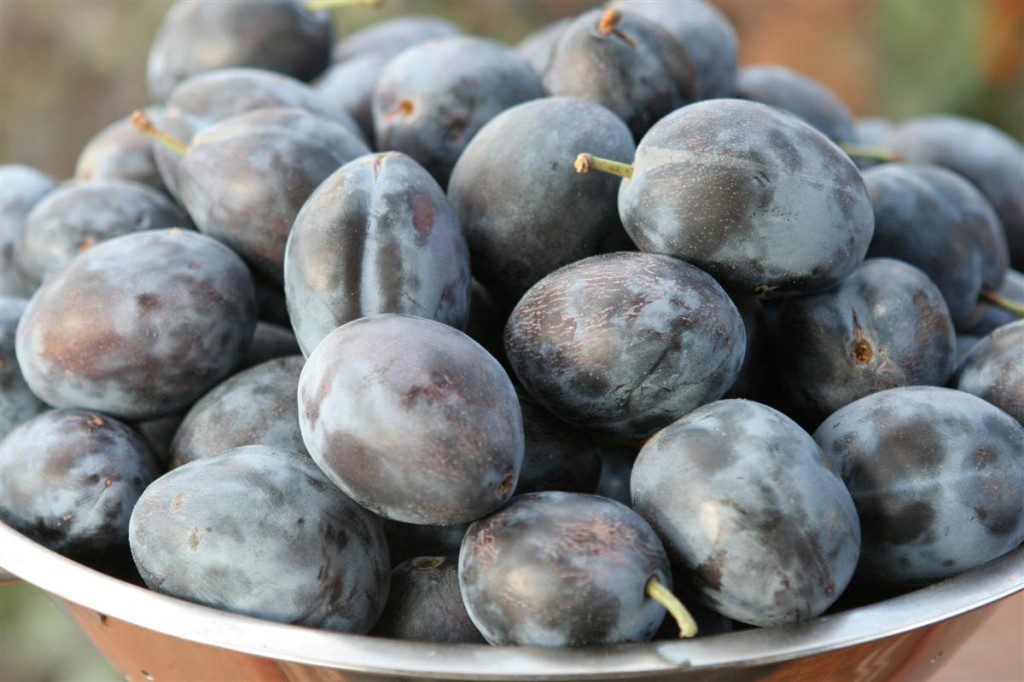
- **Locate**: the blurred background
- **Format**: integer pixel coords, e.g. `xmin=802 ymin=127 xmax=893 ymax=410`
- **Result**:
xmin=1 ymin=0 xmax=1022 ymax=680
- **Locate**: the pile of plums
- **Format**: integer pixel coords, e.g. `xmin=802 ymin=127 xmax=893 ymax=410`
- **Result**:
xmin=2 ymin=0 xmax=1022 ymax=649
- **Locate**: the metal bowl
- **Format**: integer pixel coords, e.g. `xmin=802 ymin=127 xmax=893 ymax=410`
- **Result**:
xmin=1 ymin=522 xmax=1020 ymax=681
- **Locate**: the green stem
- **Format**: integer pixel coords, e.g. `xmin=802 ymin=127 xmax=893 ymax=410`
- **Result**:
xmin=646 ymin=578 xmax=698 ymax=638
xmin=840 ymin=144 xmax=902 ymax=163
xmin=574 ymin=153 xmax=634 ymax=179
xmin=131 ymin=110 xmax=188 ymax=156
xmin=305 ymin=0 xmax=383 ymax=9
xmin=980 ymin=288 xmax=1024 ymax=317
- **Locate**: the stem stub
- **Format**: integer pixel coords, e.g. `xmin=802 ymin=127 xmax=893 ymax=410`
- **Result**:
xmin=980 ymin=288 xmax=1024 ymax=318
xmin=574 ymin=153 xmax=634 ymax=179
xmin=131 ymin=110 xmax=189 ymax=157
xmin=646 ymin=577 xmax=698 ymax=638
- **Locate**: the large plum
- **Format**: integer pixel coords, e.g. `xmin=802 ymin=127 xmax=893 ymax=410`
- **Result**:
xmin=0 ymin=164 xmax=56 ymax=297
xmin=373 ymin=556 xmax=483 ymax=643
xmin=0 ymin=298 xmax=45 ymax=440
xmin=170 ymin=356 xmax=306 ymax=468
xmin=147 ymin=0 xmax=333 ymax=102
xmin=864 ymin=163 xmax=1009 ymax=330
xmin=631 ymin=400 xmax=861 ymax=626
xmin=735 ymin=65 xmax=855 ymax=143
xmin=284 ymin=152 xmax=470 ymax=356
xmin=16 ymin=229 xmax=256 ymax=420
xmin=580 ymin=99 xmax=874 ymax=298
xmin=448 ymin=97 xmax=635 ymax=302
xmin=954 ymin=321 xmax=1023 ymax=424
xmin=1 ymin=409 xmax=160 ymax=574
xmin=459 ymin=492 xmax=693 ymax=646
xmin=774 ymin=258 xmax=956 ymax=425
xmin=75 ymin=112 xmax=169 ymax=195
xmin=129 ymin=445 xmax=389 ymax=632
xmin=815 ymin=387 xmax=1024 ymax=586
xmin=298 ymin=314 xmax=523 ymax=525
xmin=505 ymin=252 xmax=745 ymax=441
xmin=372 ymin=37 xmax=542 ymax=185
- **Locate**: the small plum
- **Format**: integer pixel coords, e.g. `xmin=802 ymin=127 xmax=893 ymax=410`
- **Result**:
xmin=954 ymin=321 xmax=1023 ymax=424
xmin=373 ymin=556 xmax=483 ymax=643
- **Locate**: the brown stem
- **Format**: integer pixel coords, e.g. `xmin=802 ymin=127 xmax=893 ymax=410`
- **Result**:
xmin=574 ymin=153 xmax=634 ymax=179
xmin=980 ymin=288 xmax=1024 ymax=317
xmin=131 ymin=110 xmax=189 ymax=156
xmin=597 ymin=9 xmax=621 ymax=35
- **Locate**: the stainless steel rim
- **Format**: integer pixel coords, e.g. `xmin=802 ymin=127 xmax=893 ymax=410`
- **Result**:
xmin=1 ymin=522 xmax=1021 ymax=680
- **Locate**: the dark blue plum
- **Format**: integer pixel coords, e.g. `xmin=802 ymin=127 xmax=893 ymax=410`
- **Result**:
xmin=593 ymin=444 xmax=637 ymax=507
xmin=724 ymin=294 xmax=772 ymax=401
xmin=372 ymin=37 xmax=543 ymax=184
xmin=863 ymin=163 xmax=1009 ymax=330
xmin=147 ymin=0 xmax=333 ymax=102
xmin=314 ymin=53 xmax=390 ymax=142
xmin=298 ymin=314 xmax=523 ymax=525
xmin=332 ymin=15 xmax=461 ymax=63
xmin=464 ymin=279 xmax=508 ymax=363
xmin=448 ymin=97 xmax=635 ymax=302
xmin=631 ymin=400 xmax=861 ymax=626
xmin=129 ymin=445 xmax=389 ymax=632
xmin=607 ymin=0 xmax=738 ymax=99
xmin=505 ymin=252 xmax=745 ymax=441
xmin=459 ymin=492 xmax=688 ymax=646
xmin=17 ymin=180 xmax=190 ymax=287
xmin=384 ymin=520 xmax=469 ymax=565
xmin=735 ymin=65 xmax=855 ymax=143
xmin=0 ymin=298 xmax=45 ymax=440
xmin=284 ymin=152 xmax=470 ymax=356
xmin=516 ymin=17 xmax=572 ymax=76
xmin=171 ymin=107 xmax=370 ymax=283
xmin=254 ymin=276 xmax=290 ymax=327
xmin=75 ymin=111 xmax=169 ymax=195
xmin=955 ymin=334 xmax=982 ymax=367
xmin=170 ymin=356 xmax=306 ymax=468
xmin=0 ymin=165 xmax=56 ymax=297
xmin=373 ymin=556 xmax=483 ymax=643
xmin=605 ymin=99 xmax=874 ymax=298
xmin=969 ymin=269 xmax=1023 ymax=336
xmin=815 ymin=386 xmax=1024 ymax=586
xmin=236 ymin=322 xmax=300 ymax=371
xmin=516 ymin=396 xmax=603 ymax=496
xmin=133 ymin=412 xmax=184 ymax=468
xmin=886 ymin=116 xmax=1024 ymax=268
xmin=542 ymin=9 xmax=698 ymax=139
xmin=16 ymin=229 xmax=256 ymax=420
xmin=774 ymin=258 xmax=956 ymax=425
xmin=1 ymin=409 xmax=160 ymax=575
xmin=954 ymin=321 xmax=1023 ymax=424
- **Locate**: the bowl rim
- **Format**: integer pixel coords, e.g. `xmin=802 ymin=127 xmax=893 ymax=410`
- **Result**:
xmin=1 ymin=522 xmax=1021 ymax=679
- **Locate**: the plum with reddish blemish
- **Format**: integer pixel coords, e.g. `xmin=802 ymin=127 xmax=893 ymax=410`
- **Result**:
xmin=774 ymin=258 xmax=956 ymax=426
xmin=505 ymin=252 xmax=745 ymax=441
xmin=15 ymin=229 xmax=256 ymax=420
xmin=171 ymin=356 xmax=306 ymax=468
xmin=0 ymin=298 xmax=45 ymax=440
xmin=332 ymin=15 xmax=462 ymax=64
xmin=815 ymin=387 xmax=1024 ymax=586
xmin=459 ymin=491 xmax=680 ymax=646
xmin=374 ymin=556 xmax=483 ymax=643
xmin=129 ymin=445 xmax=389 ymax=632
xmin=0 ymin=409 xmax=160 ymax=574
xmin=298 ymin=314 xmax=523 ymax=525
xmin=147 ymin=0 xmax=333 ymax=102
xmin=631 ymin=400 xmax=861 ymax=626
xmin=448 ymin=97 xmax=635 ymax=302
xmin=372 ymin=37 xmax=543 ymax=185
xmin=542 ymin=9 xmax=698 ymax=139
xmin=863 ymin=164 xmax=1009 ymax=330
xmin=0 ymin=165 xmax=57 ymax=297
xmin=284 ymin=152 xmax=470 ymax=356
xmin=954 ymin=321 xmax=1024 ymax=424
xmin=16 ymin=180 xmax=190 ymax=287
xmin=173 ymin=107 xmax=370 ymax=283
xmin=735 ymin=65 xmax=855 ymax=143
xmin=75 ymin=111 xmax=170 ymax=195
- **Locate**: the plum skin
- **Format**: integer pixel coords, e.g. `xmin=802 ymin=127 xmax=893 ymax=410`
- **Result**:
xmin=373 ymin=556 xmax=483 ymax=643
xmin=631 ymin=399 xmax=861 ymax=627
xmin=298 ymin=314 xmax=524 ymax=525
xmin=459 ymin=492 xmax=673 ymax=647
xmin=735 ymin=65 xmax=855 ymax=143
xmin=0 ymin=164 xmax=57 ymax=297
xmin=954 ymin=321 xmax=1023 ymax=424
xmin=0 ymin=298 xmax=45 ymax=440
xmin=814 ymin=386 xmax=1024 ymax=586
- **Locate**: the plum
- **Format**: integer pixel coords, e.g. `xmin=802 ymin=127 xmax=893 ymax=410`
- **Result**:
xmin=735 ymin=65 xmax=855 ymax=143
xmin=954 ymin=321 xmax=1023 ymax=424
xmin=254 ymin=276 xmax=290 ymax=327
xmin=542 ymin=9 xmax=698 ymax=139
xmin=448 ymin=97 xmax=635 ymax=302
xmin=863 ymin=163 xmax=1009 ymax=330
xmin=236 ymin=322 xmax=300 ymax=371
xmin=854 ymin=117 xmax=895 ymax=146
xmin=16 ymin=229 xmax=256 ymax=420
xmin=607 ymin=0 xmax=738 ymax=99
xmin=372 ymin=37 xmax=543 ymax=184
xmin=631 ymin=400 xmax=861 ymax=626
xmin=284 ymin=152 xmax=470 ymax=356
xmin=16 ymin=179 xmax=190 ymax=287
xmin=464 ymin=279 xmax=507 ymax=363
xmin=315 ymin=53 xmax=391 ymax=142
xmin=815 ymin=386 xmax=1024 ymax=586
xmin=384 ymin=520 xmax=469 ymax=565
xmin=129 ymin=445 xmax=389 ymax=632
xmin=516 ymin=396 xmax=602 ymax=496
xmin=579 ymin=99 xmax=874 ymax=298
xmin=970 ymin=269 xmax=1024 ymax=336
xmin=886 ymin=115 xmax=1024 ymax=268
xmin=955 ymin=334 xmax=982 ymax=367
xmin=133 ymin=412 xmax=184 ymax=468
xmin=298 ymin=314 xmax=523 ymax=525
xmin=0 ymin=164 xmax=56 ymax=297
xmin=1 ymin=409 xmax=160 ymax=574
xmin=724 ymin=294 xmax=772 ymax=401
xmin=517 ymin=17 xmax=572 ymax=75
xmin=593 ymin=444 xmax=637 ymax=507
xmin=459 ymin=492 xmax=695 ymax=646
xmin=774 ymin=258 xmax=956 ymax=425
xmin=332 ymin=15 xmax=461 ymax=63
xmin=170 ymin=356 xmax=306 ymax=468
xmin=147 ymin=0 xmax=333 ymax=101
xmin=373 ymin=556 xmax=483 ymax=643
xmin=75 ymin=111 xmax=169 ymax=195
xmin=505 ymin=252 xmax=745 ymax=441
xmin=0 ymin=298 xmax=45 ymax=440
